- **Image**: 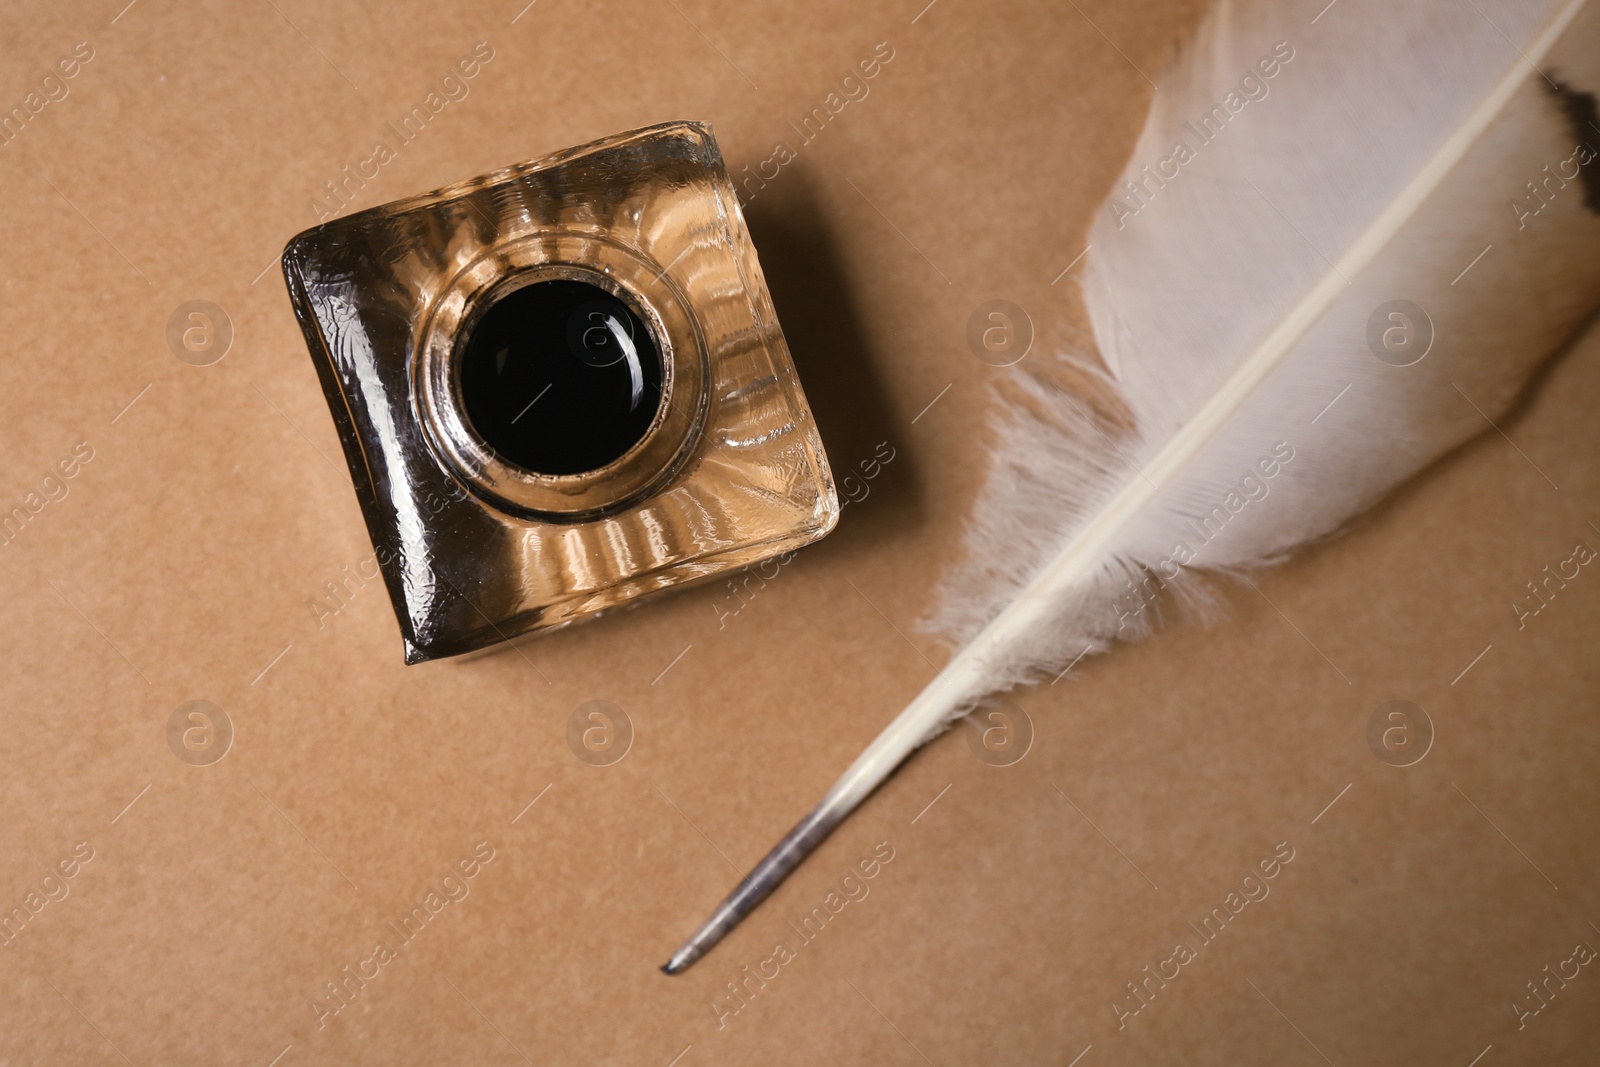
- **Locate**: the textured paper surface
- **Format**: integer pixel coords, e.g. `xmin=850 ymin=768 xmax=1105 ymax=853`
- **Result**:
xmin=1 ymin=1 xmax=1596 ymax=1064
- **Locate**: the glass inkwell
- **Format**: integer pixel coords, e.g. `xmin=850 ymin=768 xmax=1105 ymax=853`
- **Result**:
xmin=282 ymin=122 xmax=838 ymax=662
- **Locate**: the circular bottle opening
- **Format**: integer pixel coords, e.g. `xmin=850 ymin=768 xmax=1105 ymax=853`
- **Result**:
xmin=457 ymin=278 xmax=665 ymax=476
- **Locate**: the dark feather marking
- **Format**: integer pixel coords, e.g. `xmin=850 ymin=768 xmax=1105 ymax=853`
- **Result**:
xmin=1548 ymin=79 xmax=1600 ymax=213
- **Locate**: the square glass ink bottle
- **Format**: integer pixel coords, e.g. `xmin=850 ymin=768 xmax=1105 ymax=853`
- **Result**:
xmin=282 ymin=121 xmax=839 ymax=662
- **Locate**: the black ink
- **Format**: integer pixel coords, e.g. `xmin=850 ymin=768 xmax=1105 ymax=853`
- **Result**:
xmin=459 ymin=279 xmax=663 ymax=475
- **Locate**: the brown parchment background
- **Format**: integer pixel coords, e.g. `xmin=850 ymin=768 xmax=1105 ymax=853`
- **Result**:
xmin=1 ymin=1 xmax=1597 ymax=1064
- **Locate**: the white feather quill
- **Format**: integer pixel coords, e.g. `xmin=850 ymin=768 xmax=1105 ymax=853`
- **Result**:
xmin=664 ymin=0 xmax=1600 ymax=973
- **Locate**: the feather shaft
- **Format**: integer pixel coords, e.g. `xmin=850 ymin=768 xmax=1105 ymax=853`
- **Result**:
xmin=663 ymin=0 xmax=1599 ymax=972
